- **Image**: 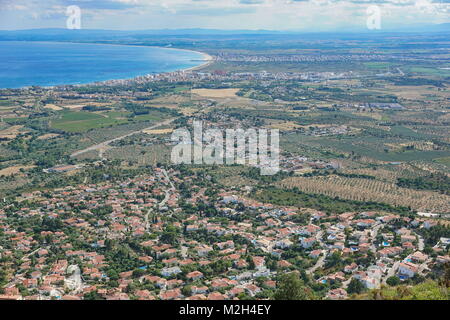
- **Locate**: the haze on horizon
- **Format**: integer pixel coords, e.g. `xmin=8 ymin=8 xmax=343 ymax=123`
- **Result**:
xmin=0 ymin=0 xmax=449 ymax=32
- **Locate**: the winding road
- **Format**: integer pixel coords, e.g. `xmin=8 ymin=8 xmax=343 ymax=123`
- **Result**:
xmin=70 ymin=118 xmax=176 ymax=158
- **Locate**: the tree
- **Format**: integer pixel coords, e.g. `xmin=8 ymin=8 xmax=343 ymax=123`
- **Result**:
xmin=273 ymin=272 xmax=312 ymax=300
xmin=347 ymin=278 xmax=366 ymax=295
xmin=181 ymin=285 xmax=192 ymax=297
xmin=132 ymin=268 xmax=146 ymax=278
xmin=84 ymin=290 xmax=105 ymax=300
xmin=386 ymin=276 xmax=401 ymax=287
xmin=160 ymin=225 xmax=179 ymax=245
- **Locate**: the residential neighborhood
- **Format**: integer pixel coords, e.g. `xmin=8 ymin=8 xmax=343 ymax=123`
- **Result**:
xmin=0 ymin=167 xmax=448 ymax=300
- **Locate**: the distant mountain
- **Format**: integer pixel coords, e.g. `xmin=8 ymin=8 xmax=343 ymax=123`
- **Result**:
xmin=0 ymin=24 xmax=447 ymax=42
xmin=384 ymin=23 xmax=450 ymax=33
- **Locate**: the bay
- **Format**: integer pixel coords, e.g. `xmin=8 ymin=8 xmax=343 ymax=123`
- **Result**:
xmin=0 ymin=41 xmax=206 ymax=88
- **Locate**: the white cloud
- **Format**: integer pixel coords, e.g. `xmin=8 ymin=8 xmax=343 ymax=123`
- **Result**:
xmin=0 ymin=0 xmax=448 ymax=30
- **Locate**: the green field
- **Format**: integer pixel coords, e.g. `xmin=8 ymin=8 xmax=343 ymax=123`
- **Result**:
xmin=50 ymin=111 xmax=129 ymax=133
xmin=434 ymin=157 xmax=450 ymax=168
xmin=363 ymin=62 xmax=392 ymax=70
xmin=408 ymin=66 xmax=450 ymax=77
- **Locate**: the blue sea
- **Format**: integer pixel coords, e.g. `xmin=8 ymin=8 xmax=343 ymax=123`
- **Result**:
xmin=0 ymin=41 xmax=205 ymax=88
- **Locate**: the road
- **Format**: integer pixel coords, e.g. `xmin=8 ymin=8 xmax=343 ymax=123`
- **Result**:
xmin=181 ymin=246 xmax=188 ymax=259
xmin=397 ymin=68 xmax=405 ymax=76
xmin=370 ymin=222 xmax=384 ymax=252
xmin=70 ymin=118 xmax=176 ymax=158
xmin=306 ymin=231 xmax=327 ymax=275
xmin=417 ymin=234 xmax=425 ymax=251
xmin=382 ymin=261 xmax=400 ymax=284
xmin=162 ymin=168 xmax=176 ymax=191
xmin=342 ymin=277 xmax=352 ymax=289
xmin=145 ymin=169 xmax=175 ymax=232
xmin=307 ymin=252 xmax=326 ymax=275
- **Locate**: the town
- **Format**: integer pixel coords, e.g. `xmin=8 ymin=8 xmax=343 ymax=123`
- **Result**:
xmin=0 ymin=164 xmax=448 ymax=300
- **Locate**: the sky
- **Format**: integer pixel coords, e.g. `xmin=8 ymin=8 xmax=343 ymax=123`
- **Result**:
xmin=0 ymin=0 xmax=449 ymax=31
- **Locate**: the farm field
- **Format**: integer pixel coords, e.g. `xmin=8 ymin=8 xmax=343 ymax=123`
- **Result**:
xmin=50 ymin=110 xmax=129 ymax=132
xmin=0 ymin=165 xmax=35 ymax=177
xmin=105 ymin=144 xmax=171 ymax=165
xmin=192 ymin=88 xmax=240 ymax=98
xmin=278 ymin=175 xmax=450 ymax=213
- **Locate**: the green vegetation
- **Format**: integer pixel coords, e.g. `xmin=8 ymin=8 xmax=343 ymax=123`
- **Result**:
xmin=51 ymin=110 xmax=128 ymax=132
xmin=253 ymin=186 xmax=414 ymax=215
xmin=397 ymin=174 xmax=450 ymax=195
xmin=353 ymin=280 xmax=449 ymax=300
xmin=273 ymin=272 xmax=315 ymax=300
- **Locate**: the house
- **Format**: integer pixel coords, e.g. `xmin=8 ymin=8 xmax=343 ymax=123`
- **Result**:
xmin=191 ymin=286 xmax=208 ymax=295
xmin=4 ymin=287 xmax=19 ymax=296
xmin=135 ymin=290 xmax=155 ymax=300
xmin=196 ymin=245 xmax=213 ymax=257
xmin=207 ymin=292 xmax=226 ymax=300
xmin=332 ymin=242 xmax=345 ymax=250
xmin=356 ymin=219 xmax=376 ymax=228
xmin=438 ymin=237 xmax=450 ymax=248
xmin=423 ymin=220 xmax=438 ymax=229
xmin=326 ymin=288 xmax=348 ymax=300
xmin=160 ymin=288 xmax=183 ymax=300
xmin=361 ymin=276 xmax=380 ymax=289
xmin=301 ymin=237 xmax=316 ymax=249
xmin=187 ymin=294 xmax=207 ymax=300
xmin=410 ymin=251 xmax=428 ymax=263
xmin=312 ymin=212 xmax=327 ymax=221
xmin=309 ymin=250 xmax=323 ymax=259
xmin=298 ymin=224 xmax=321 ymax=236
xmin=186 ymin=271 xmax=204 ymax=281
xmin=344 ymin=263 xmax=358 ymax=274
xmin=252 ymin=256 xmax=266 ymax=270
xmin=275 ymin=239 xmax=293 ymax=249
xmin=402 ymin=242 xmax=415 ymax=250
xmin=227 ymin=287 xmax=245 ymax=298
xmin=377 ymin=246 xmax=402 ymax=258
xmin=401 ymin=234 xmax=416 ymax=243
xmin=398 ymin=262 xmax=418 ymax=279
xmin=0 ymin=295 xmax=22 ymax=300
xmin=216 ymin=240 xmax=234 ymax=250
xmin=243 ymin=283 xmax=261 ymax=297
xmin=161 ymin=266 xmax=182 ymax=277
xmin=339 ymin=212 xmax=355 ymax=221
xmin=186 ymin=225 xmax=199 ymax=232
xmin=366 ymin=266 xmax=383 ymax=281
xmin=436 ymin=255 xmax=450 ymax=264
xmin=22 ymin=279 xmax=38 ymax=288
xmin=277 ymin=260 xmax=292 ymax=269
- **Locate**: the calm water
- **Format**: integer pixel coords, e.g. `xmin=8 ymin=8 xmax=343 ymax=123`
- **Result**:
xmin=0 ymin=41 xmax=205 ymax=88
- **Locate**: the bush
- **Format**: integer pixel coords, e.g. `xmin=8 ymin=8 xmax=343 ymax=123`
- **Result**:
xmin=386 ymin=276 xmax=400 ymax=286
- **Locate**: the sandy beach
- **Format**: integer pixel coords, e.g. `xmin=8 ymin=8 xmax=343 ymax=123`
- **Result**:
xmin=182 ymin=52 xmax=214 ymax=72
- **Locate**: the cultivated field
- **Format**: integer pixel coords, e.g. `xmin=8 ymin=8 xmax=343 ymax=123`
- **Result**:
xmin=192 ymin=88 xmax=240 ymax=98
xmin=278 ymin=175 xmax=450 ymax=213
xmin=0 ymin=125 xmax=26 ymax=139
xmin=0 ymin=165 xmax=35 ymax=176
xmin=142 ymin=128 xmax=174 ymax=135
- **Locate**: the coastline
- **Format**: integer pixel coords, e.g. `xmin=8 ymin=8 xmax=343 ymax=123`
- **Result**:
xmin=182 ymin=52 xmax=214 ymax=72
xmin=0 ymin=41 xmax=215 ymax=89
xmin=61 ymin=41 xmax=215 ymax=73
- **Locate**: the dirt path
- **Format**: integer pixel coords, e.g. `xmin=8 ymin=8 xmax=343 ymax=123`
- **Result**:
xmin=70 ymin=118 xmax=176 ymax=158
